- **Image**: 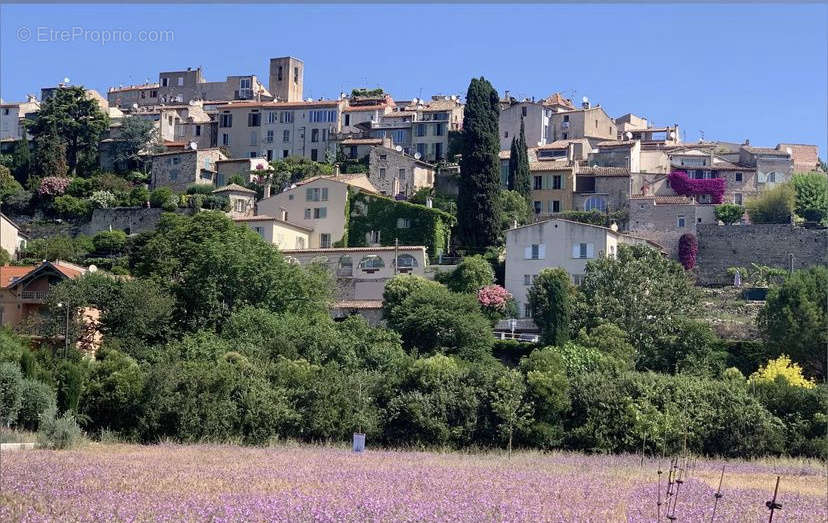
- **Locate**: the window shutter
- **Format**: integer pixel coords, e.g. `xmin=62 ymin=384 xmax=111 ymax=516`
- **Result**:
xmin=538 ymin=244 xmax=546 ymax=259
xmin=586 ymin=243 xmax=595 ymax=259
xmin=572 ymin=244 xmax=580 ymax=258
xmin=524 ymin=246 xmax=532 ymax=259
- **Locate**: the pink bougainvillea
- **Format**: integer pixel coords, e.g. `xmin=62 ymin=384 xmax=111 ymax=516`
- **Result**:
xmin=668 ymin=170 xmax=726 ymax=204
xmin=37 ymin=176 xmax=71 ymax=197
xmin=678 ymin=233 xmax=698 ymax=270
xmin=477 ymin=284 xmax=512 ymax=312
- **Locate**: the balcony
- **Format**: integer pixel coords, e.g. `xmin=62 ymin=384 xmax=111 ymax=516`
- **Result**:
xmin=21 ymin=290 xmax=48 ymax=301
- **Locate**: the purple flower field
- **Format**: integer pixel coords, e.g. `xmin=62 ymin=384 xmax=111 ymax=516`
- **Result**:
xmin=0 ymin=444 xmax=825 ymax=522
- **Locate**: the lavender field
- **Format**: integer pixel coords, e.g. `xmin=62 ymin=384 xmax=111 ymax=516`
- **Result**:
xmin=0 ymin=443 xmax=825 ymax=522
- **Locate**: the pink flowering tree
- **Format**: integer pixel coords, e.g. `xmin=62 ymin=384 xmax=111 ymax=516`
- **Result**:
xmin=38 ymin=176 xmax=71 ymax=198
xmin=668 ymin=170 xmax=726 ymax=203
xmin=678 ymin=233 xmax=698 ymax=270
xmin=477 ymin=284 xmax=516 ymax=324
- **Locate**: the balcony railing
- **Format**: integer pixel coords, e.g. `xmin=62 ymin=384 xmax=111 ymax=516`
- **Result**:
xmin=21 ymin=290 xmax=48 ymax=300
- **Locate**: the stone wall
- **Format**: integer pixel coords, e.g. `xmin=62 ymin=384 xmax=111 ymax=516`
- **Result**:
xmin=696 ymin=224 xmax=828 ymax=285
xmin=80 ymin=207 xmax=165 ymax=236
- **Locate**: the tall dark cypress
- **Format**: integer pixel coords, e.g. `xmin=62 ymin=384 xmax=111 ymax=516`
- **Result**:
xmin=507 ymin=136 xmax=519 ymax=190
xmin=514 ymin=117 xmax=531 ymax=201
xmin=458 ymin=77 xmax=502 ymax=250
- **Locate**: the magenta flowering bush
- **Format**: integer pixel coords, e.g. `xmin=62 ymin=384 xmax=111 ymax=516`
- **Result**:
xmin=678 ymin=233 xmax=698 ymax=270
xmin=669 ymin=170 xmax=726 ymax=203
xmin=477 ymin=284 xmax=511 ymax=312
xmin=37 ymin=176 xmax=71 ymax=197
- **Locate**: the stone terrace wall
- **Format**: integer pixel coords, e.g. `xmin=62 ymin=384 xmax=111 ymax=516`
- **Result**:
xmin=80 ymin=207 xmax=165 ymax=236
xmin=696 ymin=224 xmax=828 ymax=285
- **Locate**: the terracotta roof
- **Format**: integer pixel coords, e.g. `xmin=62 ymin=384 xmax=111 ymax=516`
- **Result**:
xmin=53 ymin=261 xmax=87 ymax=279
xmin=233 ymin=215 xmax=312 ymax=232
xmin=341 ymin=138 xmax=383 ymax=145
xmin=343 ymin=105 xmax=386 ymax=112
xmin=630 ymin=195 xmax=695 ymax=205
xmin=541 ymin=93 xmax=575 ymax=109
xmin=0 ymin=265 xmax=35 ymax=288
xmin=213 ymin=183 xmax=256 ymax=194
xmin=295 ymin=174 xmax=378 ymax=193
xmin=596 ymin=140 xmax=636 ymax=148
xmin=529 ymin=162 xmax=573 ymax=172
xmin=742 ymin=146 xmax=790 ymax=157
xmin=382 ymin=111 xmax=416 ymax=118
xmin=333 ymin=300 xmax=384 ymax=310
xmin=221 ymin=100 xmax=340 ymax=109
xmin=282 ymin=246 xmax=425 ymax=254
xmin=577 ymin=166 xmax=630 ymax=177
xmin=778 ymin=143 xmax=820 ymax=171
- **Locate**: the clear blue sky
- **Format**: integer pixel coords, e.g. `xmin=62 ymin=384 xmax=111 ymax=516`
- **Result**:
xmin=2 ymin=4 xmax=826 ymax=152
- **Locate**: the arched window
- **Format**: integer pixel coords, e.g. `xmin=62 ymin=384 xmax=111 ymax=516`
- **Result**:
xmin=395 ymin=254 xmax=418 ymax=269
xmin=584 ymin=196 xmax=607 ymax=212
xmin=358 ymin=255 xmax=385 ymax=271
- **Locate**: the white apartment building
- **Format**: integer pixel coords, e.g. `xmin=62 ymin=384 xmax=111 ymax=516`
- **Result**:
xmin=0 ymin=96 xmax=39 ymax=143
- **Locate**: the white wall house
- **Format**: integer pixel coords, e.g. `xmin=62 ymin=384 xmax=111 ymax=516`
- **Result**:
xmin=505 ymin=218 xmax=658 ymax=318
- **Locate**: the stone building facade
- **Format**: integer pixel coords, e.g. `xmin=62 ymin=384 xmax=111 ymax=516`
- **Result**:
xmin=367 ymin=146 xmax=436 ymax=197
xmin=150 ymin=148 xmax=227 ymax=192
xmin=628 ymin=196 xmax=716 ymax=258
xmin=695 ymin=224 xmax=828 ymax=285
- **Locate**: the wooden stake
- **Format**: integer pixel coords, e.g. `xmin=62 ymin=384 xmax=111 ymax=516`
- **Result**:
xmin=709 ymin=465 xmax=725 ymax=523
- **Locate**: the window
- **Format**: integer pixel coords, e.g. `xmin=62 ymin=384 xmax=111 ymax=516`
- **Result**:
xmin=562 ymin=132 xmax=568 ymax=139
xmin=150 ymin=90 xmax=157 ymax=98
xmin=249 ymin=152 xmax=257 ymax=158
xmin=344 ymin=114 xmax=350 ymax=126
xmin=277 ymin=66 xmax=283 ymax=81
xmin=734 ymin=193 xmax=743 ymax=205
xmin=735 ymin=172 xmax=743 ymax=182
xmin=563 ymin=115 xmax=569 ymax=122
xmin=572 ymin=243 xmax=594 ymax=259
xmin=313 ymin=207 xmax=327 ymax=219
xmin=434 ymin=143 xmax=443 ymax=160
xmin=396 ymin=217 xmax=410 ymax=229
xmin=240 ymin=78 xmax=251 ymax=90
xmin=234 ymin=200 xmax=248 ymax=213
xmin=266 ymin=130 xmax=274 ymax=143
xmin=221 ymin=133 xmax=230 ymax=146
xmin=320 ymin=233 xmax=331 ymax=248
xmin=369 ymin=230 xmax=381 ymax=244
xmin=311 ymin=149 xmax=318 ymax=161
xmin=417 ymin=124 xmax=426 ymax=137
xmin=304 ymin=208 xmax=311 ymax=219
xmin=399 ymin=168 xmax=406 ymax=180
xmin=268 ymin=111 xmax=277 ymax=124
xmin=294 ymin=67 xmax=299 ymax=83
xmin=283 ymin=150 xmax=289 ymax=158
xmin=533 ymin=201 xmax=542 ymax=214
xmin=522 ymin=106 xmax=528 ymax=117
xmin=195 ymin=125 xmax=201 ymax=137
xmin=523 ymin=274 xmax=531 ymax=286
xmin=525 ymin=243 xmax=545 ymax=260
xmin=380 ymin=154 xmax=387 ymax=160
xmin=505 ymin=131 xmax=509 ymax=138
xmin=396 ymin=254 xmax=418 ymax=269
xmin=248 ymin=111 xmax=261 ymax=127
xmin=572 ymin=274 xmax=585 ymax=286
xmin=253 ymin=226 xmax=264 ymax=237
xmin=434 ymin=123 xmax=444 ymax=136
xmin=550 ymin=200 xmax=561 ymax=213
xmin=584 ymin=196 xmax=607 ymax=212
xmin=267 ymin=150 xmax=273 ymax=161
xmin=359 ymin=255 xmax=385 ymax=270
xmin=283 ymin=130 xmax=290 ymax=143
xmin=249 ymin=132 xmax=257 ymax=146
xmin=533 ymin=176 xmax=543 ymax=190
xmin=279 ymin=111 xmax=294 ymax=124
xmin=391 ymin=130 xmax=406 ymax=144
xmin=161 ymin=77 xmax=169 ymax=87
xmin=295 ymin=237 xmax=305 ymax=249
xmin=169 ymin=169 xmax=179 ymax=181
xmin=311 ymin=129 xmax=319 ymax=142
xmin=552 ymin=175 xmax=562 ymax=190
xmin=177 ymin=76 xmax=184 ymax=87
xmin=305 ymin=187 xmax=328 ymax=201
xmin=677 ymin=215 xmax=686 ymax=228
xmin=309 ymin=110 xmax=337 ymax=123
xmin=523 ymin=303 xmax=532 ymax=318
xmin=379 ymin=168 xmax=386 ymax=180
xmin=219 ymin=113 xmax=232 ymax=128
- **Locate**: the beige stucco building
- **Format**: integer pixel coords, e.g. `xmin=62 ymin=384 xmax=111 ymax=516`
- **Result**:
xmin=0 ymin=96 xmax=39 ymax=143
xmin=233 ymin=215 xmax=310 ymax=250
xmin=256 ymin=174 xmax=378 ymax=248
xmin=505 ymin=218 xmax=658 ymax=318
xmin=0 ymin=213 xmax=26 ymax=258
xmin=213 ymin=184 xmax=256 ymax=217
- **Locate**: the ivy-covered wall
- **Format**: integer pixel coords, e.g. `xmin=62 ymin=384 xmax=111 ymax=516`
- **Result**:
xmin=347 ymin=190 xmax=455 ymax=257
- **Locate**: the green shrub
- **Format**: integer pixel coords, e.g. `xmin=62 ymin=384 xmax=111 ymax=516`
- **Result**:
xmin=202 ymin=194 xmax=230 ymax=211
xmin=149 ymin=187 xmax=177 ymax=211
xmin=714 ymin=203 xmax=744 ymax=225
xmin=444 ymin=255 xmax=494 ymax=293
xmin=791 ymin=172 xmax=828 ymax=223
xmin=92 ymin=230 xmax=128 ymax=255
xmin=745 ymin=184 xmax=795 ymax=224
xmin=186 ymin=184 xmax=216 ymax=195
xmin=66 ymin=177 xmax=95 ymax=198
xmin=16 ymin=379 xmax=56 ymax=431
xmin=128 ymin=186 xmax=150 ymax=207
xmin=0 ymin=362 xmax=23 ymax=426
xmin=37 ymin=406 xmax=83 ymax=449
xmin=53 ymin=195 xmax=93 ymax=221
xmin=89 ymin=190 xmax=117 ymax=209
xmin=55 ymin=360 xmax=84 ymax=413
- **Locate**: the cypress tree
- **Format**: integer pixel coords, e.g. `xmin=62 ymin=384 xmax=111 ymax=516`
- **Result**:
xmin=458 ymin=77 xmax=502 ymax=250
xmin=514 ymin=118 xmax=531 ymax=202
xmin=507 ymin=137 xmax=519 ymax=190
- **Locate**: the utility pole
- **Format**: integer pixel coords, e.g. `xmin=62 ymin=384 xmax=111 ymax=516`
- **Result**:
xmin=394 ymin=238 xmax=399 ymax=276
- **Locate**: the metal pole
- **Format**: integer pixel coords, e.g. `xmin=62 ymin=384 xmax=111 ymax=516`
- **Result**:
xmin=394 ymin=238 xmax=399 ymax=276
xmin=766 ymin=476 xmax=782 ymax=522
xmin=710 ymin=465 xmax=725 ymax=522
xmin=64 ymin=305 xmax=70 ymax=358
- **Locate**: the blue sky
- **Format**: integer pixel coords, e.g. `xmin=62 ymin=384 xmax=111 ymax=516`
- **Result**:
xmin=2 ymin=4 xmax=826 ymax=152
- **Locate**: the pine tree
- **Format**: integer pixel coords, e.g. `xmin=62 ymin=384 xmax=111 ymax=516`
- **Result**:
xmin=31 ymin=129 xmax=68 ymax=184
xmin=458 ymin=77 xmax=502 ymax=250
xmin=11 ymin=133 xmax=31 ymax=185
xmin=507 ymin=137 xmax=519 ymax=190
xmin=515 ymin=118 xmax=531 ymax=202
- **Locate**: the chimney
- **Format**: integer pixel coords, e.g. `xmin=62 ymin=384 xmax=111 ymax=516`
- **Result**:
xmin=264 ymin=183 xmax=272 ymax=199
xmin=582 ymin=100 xmax=591 ymax=110
xmin=280 ymin=209 xmax=287 ymax=221
xmin=504 ymin=90 xmax=510 ymax=100
xmin=744 ymin=139 xmax=750 ymax=146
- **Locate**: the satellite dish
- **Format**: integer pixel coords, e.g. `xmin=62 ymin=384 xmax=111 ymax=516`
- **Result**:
xmin=537 ymin=141 xmax=543 ymax=147
xmin=414 ymin=152 xmax=421 ymax=160
xmin=306 ymin=97 xmax=313 ymax=102
xmin=786 ymin=147 xmax=792 ymax=155
xmin=669 ymin=131 xmax=676 ymax=139
xmin=625 ymin=131 xmax=633 ymax=140
xmin=88 ymin=265 xmax=98 ymax=273
xmin=189 ymin=142 xmax=198 ymax=150
xmin=395 ymin=145 xmax=403 ymax=152
xmin=582 ymin=96 xmax=589 ymax=103
xmin=132 ymin=103 xmax=139 ymax=110
xmin=63 ymin=77 xmax=70 ymax=84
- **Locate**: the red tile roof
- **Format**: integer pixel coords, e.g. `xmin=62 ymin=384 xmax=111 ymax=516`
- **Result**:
xmin=0 ymin=265 xmax=35 ymax=288
xmin=630 ymin=195 xmax=695 ymax=205
xmin=577 ymin=166 xmax=630 ymax=176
